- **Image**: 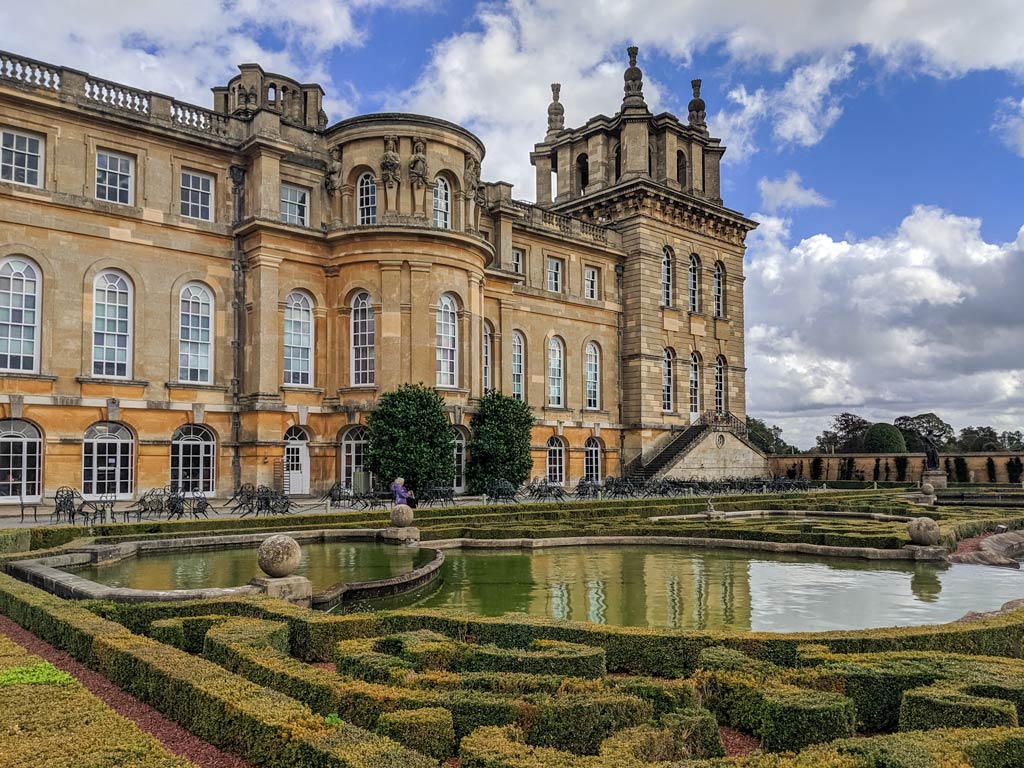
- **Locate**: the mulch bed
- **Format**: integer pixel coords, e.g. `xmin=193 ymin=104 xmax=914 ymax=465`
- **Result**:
xmin=954 ymin=532 xmax=991 ymax=554
xmin=721 ymin=725 xmax=759 ymax=755
xmin=0 ymin=614 xmax=251 ymax=768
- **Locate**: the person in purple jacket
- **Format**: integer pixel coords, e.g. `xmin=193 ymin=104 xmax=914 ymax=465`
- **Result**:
xmin=389 ymin=477 xmax=417 ymax=508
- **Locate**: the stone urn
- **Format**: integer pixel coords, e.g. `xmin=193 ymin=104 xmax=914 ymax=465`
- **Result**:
xmin=391 ymin=504 xmax=414 ymax=528
xmin=257 ymin=534 xmax=302 ymax=578
xmin=907 ymin=517 xmax=941 ymax=547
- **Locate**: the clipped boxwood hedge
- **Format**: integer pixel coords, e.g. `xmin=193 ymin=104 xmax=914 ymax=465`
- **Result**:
xmin=376 ymin=706 xmax=455 ymax=760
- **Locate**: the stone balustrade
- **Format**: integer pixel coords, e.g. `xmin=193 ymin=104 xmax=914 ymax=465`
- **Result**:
xmin=0 ymin=51 xmax=61 ymax=91
xmin=510 ymin=198 xmax=619 ymax=246
xmin=84 ymin=75 xmax=151 ymax=115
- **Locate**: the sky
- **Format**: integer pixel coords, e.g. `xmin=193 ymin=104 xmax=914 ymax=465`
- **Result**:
xmin=3 ymin=0 xmax=1023 ymax=448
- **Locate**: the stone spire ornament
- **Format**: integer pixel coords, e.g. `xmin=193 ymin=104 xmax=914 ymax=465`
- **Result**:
xmin=546 ymin=83 xmax=564 ymax=139
xmin=622 ymin=46 xmax=646 ymax=108
xmin=687 ymin=78 xmax=708 ymax=134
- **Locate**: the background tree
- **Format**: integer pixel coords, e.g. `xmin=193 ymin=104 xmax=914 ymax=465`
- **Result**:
xmin=366 ymin=383 xmax=455 ymax=493
xmin=956 ymin=425 xmax=1002 ymax=452
xmin=863 ymin=423 xmax=907 ymax=453
xmin=746 ymin=416 xmax=798 ymax=454
xmin=467 ymin=391 xmax=535 ymax=493
xmin=894 ymin=413 xmax=954 ymax=452
xmin=814 ymin=412 xmax=870 ymax=453
xmin=1000 ymin=430 xmax=1024 ymax=451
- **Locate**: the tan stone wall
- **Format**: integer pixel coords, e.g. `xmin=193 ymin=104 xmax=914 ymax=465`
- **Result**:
xmin=769 ymin=453 xmax=1024 ymax=484
xmin=662 ymin=431 xmax=767 ymax=480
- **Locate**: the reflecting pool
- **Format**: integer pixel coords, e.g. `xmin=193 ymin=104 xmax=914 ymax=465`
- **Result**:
xmin=75 ymin=541 xmax=427 ymax=593
xmin=392 ymin=546 xmax=1024 ymax=632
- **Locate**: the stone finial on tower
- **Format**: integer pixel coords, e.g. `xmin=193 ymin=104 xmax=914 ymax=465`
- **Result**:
xmin=688 ymin=78 xmax=708 ymax=134
xmin=546 ymin=83 xmax=565 ymax=139
xmin=623 ymin=45 xmax=646 ymax=108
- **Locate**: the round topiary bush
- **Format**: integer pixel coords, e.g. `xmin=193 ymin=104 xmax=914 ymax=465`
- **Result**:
xmin=863 ymin=423 xmax=907 ymax=453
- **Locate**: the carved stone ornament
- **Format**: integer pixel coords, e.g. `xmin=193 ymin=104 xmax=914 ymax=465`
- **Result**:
xmin=687 ymin=78 xmax=707 ymax=133
xmin=229 ymin=164 xmax=246 ymax=192
xmin=547 ymin=83 xmax=564 ymax=136
xmin=381 ymin=135 xmax=401 ymax=187
xmin=325 ymin=145 xmax=343 ymax=196
xmin=464 ymin=156 xmax=481 ymax=194
xmin=622 ymin=46 xmax=646 ymax=107
xmin=409 ymin=137 xmax=428 ymax=188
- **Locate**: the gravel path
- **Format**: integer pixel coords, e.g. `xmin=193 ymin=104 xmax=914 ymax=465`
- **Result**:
xmin=0 ymin=614 xmax=252 ymax=768
xmin=720 ymin=725 xmax=759 ymax=755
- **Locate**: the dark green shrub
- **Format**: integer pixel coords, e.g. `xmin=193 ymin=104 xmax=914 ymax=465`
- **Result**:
xmin=898 ymin=685 xmax=1018 ymax=730
xmin=895 ymin=456 xmax=909 ymax=482
xmin=954 ymin=457 xmax=970 ymax=483
xmin=1007 ymin=457 xmax=1023 ymax=484
xmin=468 ymin=391 xmax=535 ymax=494
xmin=377 ymin=707 xmax=456 ymax=760
xmin=525 ymin=693 xmax=652 ymax=755
xmin=964 ymin=731 xmax=1024 ymax=768
xmin=865 ymin=424 xmax=907 ymax=453
xmin=661 ymin=709 xmax=725 ymax=757
xmin=987 ymin=457 xmax=998 ymax=483
xmin=810 ymin=457 xmax=824 ymax=481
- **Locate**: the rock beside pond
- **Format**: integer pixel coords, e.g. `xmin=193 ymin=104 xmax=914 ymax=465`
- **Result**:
xmin=258 ymin=534 xmax=302 ymax=578
xmin=907 ymin=517 xmax=941 ymax=546
xmin=391 ymin=504 xmax=414 ymax=528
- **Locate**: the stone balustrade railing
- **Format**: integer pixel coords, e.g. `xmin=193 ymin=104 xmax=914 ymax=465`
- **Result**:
xmin=0 ymin=51 xmax=61 ymax=91
xmin=169 ymin=101 xmax=232 ymax=138
xmin=510 ymin=199 xmax=616 ymax=245
xmin=84 ymin=75 xmax=151 ymax=115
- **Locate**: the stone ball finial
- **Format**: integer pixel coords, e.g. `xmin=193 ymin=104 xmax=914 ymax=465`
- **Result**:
xmin=921 ymin=482 xmax=935 ymax=496
xmin=257 ymin=534 xmax=302 ymax=578
xmin=907 ymin=517 xmax=941 ymax=546
xmin=623 ymin=46 xmax=645 ymax=106
xmin=547 ymin=83 xmax=565 ymax=136
xmin=391 ymin=503 xmax=414 ymax=528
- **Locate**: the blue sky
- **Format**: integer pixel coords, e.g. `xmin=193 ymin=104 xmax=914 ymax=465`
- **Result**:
xmin=4 ymin=1 xmax=1023 ymax=447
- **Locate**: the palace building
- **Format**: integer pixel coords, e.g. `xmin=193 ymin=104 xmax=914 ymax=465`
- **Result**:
xmin=0 ymin=46 xmax=765 ymax=502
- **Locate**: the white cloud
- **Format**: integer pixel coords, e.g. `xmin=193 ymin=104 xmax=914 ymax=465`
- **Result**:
xmin=993 ymin=97 xmax=1024 ymax=156
xmin=745 ymin=207 xmax=1024 ymax=447
xmin=758 ymin=171 xmax=831 ymax=212
xmin=772 ymin=51 xmax=855 ymax=146
xmin=710 ymin=85 xmax=769 ymax=163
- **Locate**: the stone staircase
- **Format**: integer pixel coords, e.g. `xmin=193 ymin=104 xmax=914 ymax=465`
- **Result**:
xmin=626 ymin=423 xmax=709 ymax=481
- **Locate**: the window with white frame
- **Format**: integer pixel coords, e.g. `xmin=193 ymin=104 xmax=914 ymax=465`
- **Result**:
xmin=180 ymin=170 xmax=213 ymax=221
xmin=583 ymin=437 xmax=601 ymax=483
xmin=178 ymin=282 xmax=213 ymax=383
xmin=688 ymin=254 xmax=701 ymax=312
xmin=82 ymin=422 xmax=134 ymax=499
xmin=341 ymin=426 xmax=369 ymax=488
xmin=453 ymin=428 xmax=466 ymax=492
xmin=95 ymin=150 xmax=134 ymax=205
xmin=546 ymin=257 xmax=563 ymax=293
xmin=715 ymin=356 xmax=727 ymax=414
xmin=482 ymin=322 xmax=493 ymax=392
xmin=547 ymin=337 xmax=564 ymax=407
xmin=546 ymin=436 xmax=565 ymax=485
xmin=689 ymin=352 xmax=701 ymax=415
xmin=357 ymin=173 xmax=377 ymax=225
xmin=511 ymin=330 xmax=525 ymax=402
xmin=433 ymin=177 xmax=451 ymax=229
xmin=1 ymin=129 xmax=43 ymax=187
xmin=584 ymin=342 xmax=599 ymax=409
xmin=350 ymin=292 xmax=375 ymax=386
xmin=713 ymin=261 xmax=725 ymax=318
xmin=283 ymin=291 xmax=313 ymax=385
xmin=435 ymin=293 xmax=458 ymax=387
xmin=0 ymin=257 xmax=40 ymax=373
xmin=510 ymin=247 xmax=524 ymax=274
xmin=170 ymin=424 xmax=215 ymax=493
xmin=0 ymin=419 xmax=42 ymax=501
xmin=662 ymin=348 xmax=675 ymax=412
xmin=92 ymin=271 xmax=132 ymax=379
xmin=584 ymin=266 xmax=598 ymax=300
xmin=280 ymin=184 xmax=309 ymax=226
xmin=661 ymin=247 xmax=674 ymax=307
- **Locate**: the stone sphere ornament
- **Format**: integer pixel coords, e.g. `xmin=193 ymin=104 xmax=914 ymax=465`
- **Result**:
xmin=907 ymin=517 xmax=942 ymax=547
xmin=921 ymin=483 xmax=935 ymax=496
xmin=257 ymin=534 xmax=302 ymax=578
xmin=390 ymin=504 xmax=414 ymax=528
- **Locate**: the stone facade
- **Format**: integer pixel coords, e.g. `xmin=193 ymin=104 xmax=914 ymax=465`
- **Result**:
xmin=0 ymin=47 xmax=758 ymax=502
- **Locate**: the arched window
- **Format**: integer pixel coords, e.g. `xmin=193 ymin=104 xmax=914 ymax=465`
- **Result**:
xmin=0 ymin=258 xmax=39 ymax=373
xmin=575 ymin=154 xmax=589 ymax=191
xmin=170 ymin=424 xmax=215 ymax=493
xmin=178 ymin=282 xmax=213 ymax=384
xmin=350 ymin=292 xmax=375 ymax=386
xmin=511 ymin=330 xmax=525 ymax=402
xmin=283 ymin=291 xmax=313 ymax=386
xmin=715 ymin=356 xmax=727 ymax=414
xmin=436 ymin=293 xmax=458 ymax=387
xmin=689 ymin=352 xmax=701 ymax=417
xmin=583 ymin=437 xmax=602 ymax=483
xmin=482 ymin=322 xmax=493 ymax=392
xmin=82 ymin=422 xmax=133 ymax=498
xmin=584 ymin=342 xmax=600 ymax=410
xmin=687 ymin=254 xmax=701 ymax=313
xmin=662 ymin=348 xmax=675 ymax=412
xmin=340 ymin=426 xmax=369 ymax=489
xmin=713 ymin=262 xmax=725 ymax=318
xmin=546 ymin=436 xmax=565 ymax=485
xmin=357 ymin=173 xmax=377 ymax=225
xmin=92 ymin=271 xmax=132 ymax=378
xmin=676 ymin=150 xmax=687 ymax=188
xmin=453 ymin=428 xmax=467 ymax=492
xmin=0 ymin=419 xmax=41 ymax=501
xmin=433 ymin=177 xmax=451 ymax=229
xmin=660 ymin=247 xmax=673 ymax=307
xmin=547 ymin=337 xmax=564 ymax=407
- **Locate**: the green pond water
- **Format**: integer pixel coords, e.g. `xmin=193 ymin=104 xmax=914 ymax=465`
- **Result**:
xmin=75 ymin=541 xmax=427 ymax=593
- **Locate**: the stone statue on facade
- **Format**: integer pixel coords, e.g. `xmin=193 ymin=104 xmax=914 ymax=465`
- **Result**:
xmin=623 ymin=46 xmax=646 ymax=108
xmin=688 ymin=79 xmax=708 ymax=134
xmin=325 ymin=145 xmax=343 ymax=196
xmin=922 ymin=430 xmax=941 ymax=471
xmin=317 ymin=108 xmax=328 ymax=129
xmin=546 ymin=83 xmax=564 ymax=139
xmin=380 ymin=136 xmax=401 ymax=188
xmin=464 ymin=156 xmax=481 ymax=196
xmin=409 ymin=138 xmax=428 ymax=188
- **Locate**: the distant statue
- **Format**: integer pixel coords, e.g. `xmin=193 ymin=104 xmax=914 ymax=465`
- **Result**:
xmin=547 ymin=83 xmax=565 ymax=138
xmin=687 ymin=79 xmax=707 ymax=133
xmin=922 ymin=431 xmax=941 ymax=471
xmin=381 ymin=136 xmax=401 ymax=188
xmin=325 ymin=145 xmax=343 ymax=196
xmin=464 ymin=156 xmax=481 ymax=196
xmin=409 ymin=138 xmax=428 ymax=188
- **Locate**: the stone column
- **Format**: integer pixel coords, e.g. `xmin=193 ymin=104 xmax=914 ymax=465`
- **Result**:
xmin=245 ymin=253 xmax=283 ymax=398
xmin=534 ymin=155 xmax=552 ymax=205
xmin=378 ymin=260 xmax=404 ymax=392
